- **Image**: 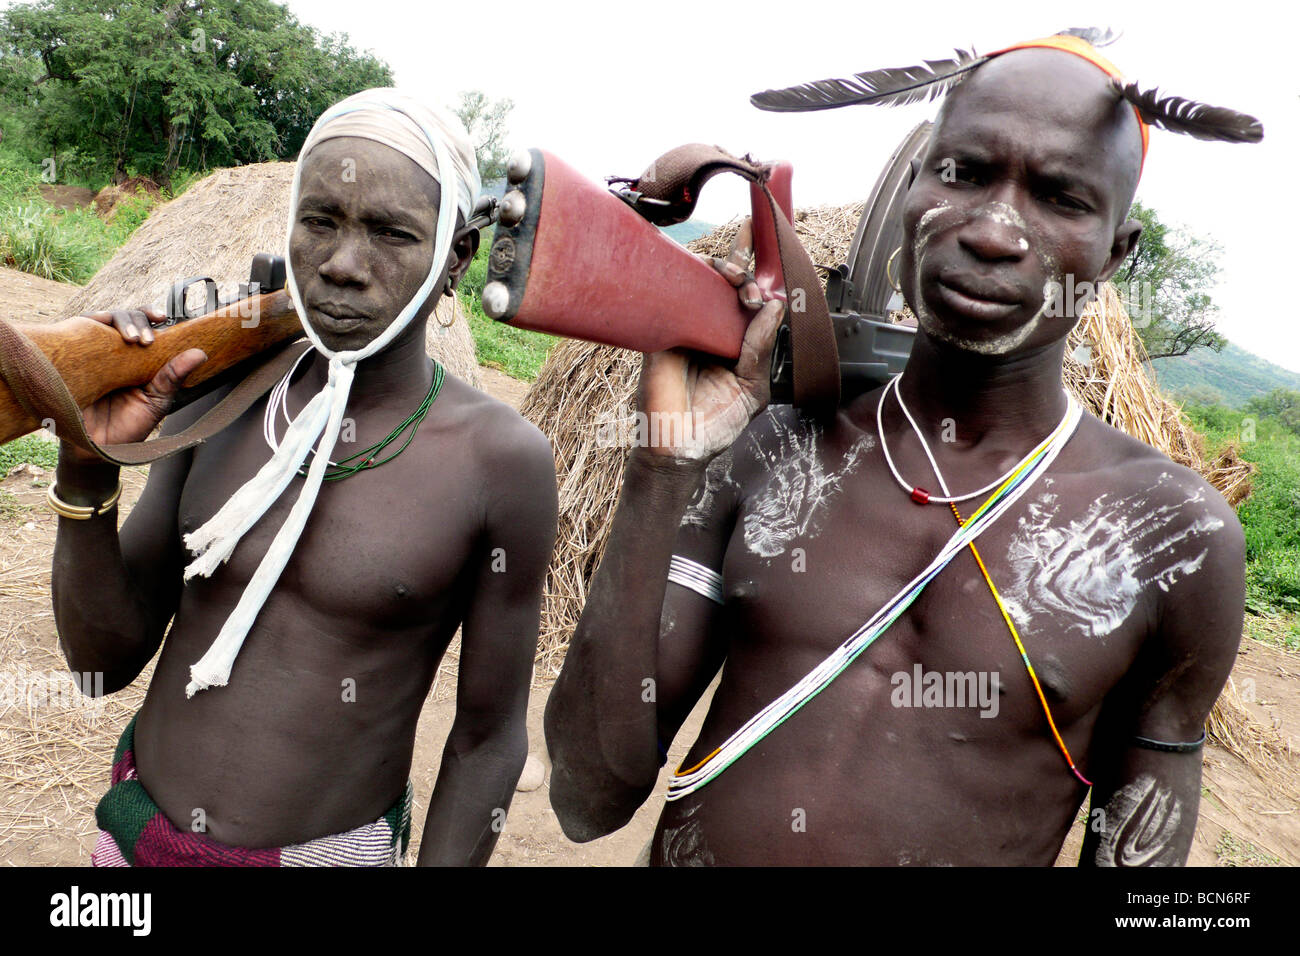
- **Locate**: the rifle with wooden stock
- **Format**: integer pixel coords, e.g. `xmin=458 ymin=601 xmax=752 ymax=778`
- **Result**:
xmin=0 ymin=254 xmax=306 ymax=459
xmin=480 ymin=131 xmax=931 ymax=415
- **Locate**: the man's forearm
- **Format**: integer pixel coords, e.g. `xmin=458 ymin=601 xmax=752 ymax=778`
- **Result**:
xmin=1080 ymin=757 xmax=1203 ymax=866
xmin=51 ymin=454 xmax=161 ymax=690
xmin=416 ymin=731 xmax=528 ymax=866
xmin=545 ymin=447 xmax=708 ymax=835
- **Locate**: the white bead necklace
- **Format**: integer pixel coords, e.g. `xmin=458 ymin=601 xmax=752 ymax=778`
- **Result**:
xmin=876 ymin=375 xmax=1074 ymax=505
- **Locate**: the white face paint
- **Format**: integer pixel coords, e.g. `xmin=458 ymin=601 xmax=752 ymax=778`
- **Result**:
xmin=1002 ymin=475 xmax=1225 ymax=640
xmin=1094 ymin=774 xmax=1183 ymax=867
xmin=908 ymin=199 xmax=1060 ymax=356
xmin=741 ymin=413 xmax=873 ymax=559
xmin=984 ymin=201 xmax=1027 ymax=231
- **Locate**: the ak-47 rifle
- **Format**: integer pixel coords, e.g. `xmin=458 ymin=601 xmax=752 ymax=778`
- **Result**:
xmin=0 ymin=254 xmax=303 ymax=449
xmin=480 ymin=125 xmax=933 ymax=409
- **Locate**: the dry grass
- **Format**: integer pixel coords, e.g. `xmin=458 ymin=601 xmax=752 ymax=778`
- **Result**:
xmin=521 ymin=203 xmax=1277 ymax=771
xmin=519 ymin=342 xmax=643 ymax=678
xmin=690 ymin=202 xmax=867 ymax=270
xmin=1062 ymin=283 xmax=1255 ymax=507
xmin=0 ymin=469 xmax=152 ymax=861
xmin=57 ymin=162 xmax=480 ymax=387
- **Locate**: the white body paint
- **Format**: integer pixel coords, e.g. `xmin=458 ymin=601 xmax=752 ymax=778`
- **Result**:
xmin=1094 ymin=774 xmax=1183 ymax=867
xmin=1002 ymin=475 xmax=1224 ymax=640
xmin=658 ymin=801 xmax=715 ymax=866
xmin=741 ymin=414 xmax=873 ymax=558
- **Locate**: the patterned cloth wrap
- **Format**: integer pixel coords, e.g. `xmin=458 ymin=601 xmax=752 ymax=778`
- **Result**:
xmin=91 ymin=715 xmax=412 ymax=867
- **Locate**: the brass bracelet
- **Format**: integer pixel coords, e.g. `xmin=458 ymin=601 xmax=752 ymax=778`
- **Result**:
xmin=46 ymin=481 xmax=123 ymax=520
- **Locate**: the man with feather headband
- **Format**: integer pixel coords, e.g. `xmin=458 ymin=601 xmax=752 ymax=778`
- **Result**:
xmin=546 ymin=29 xmax=1261 ymax=865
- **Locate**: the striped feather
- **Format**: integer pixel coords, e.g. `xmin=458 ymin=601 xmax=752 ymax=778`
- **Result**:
xmin=750 ymin=49 xmax=987 ymax=113
xmin=1113 ymin=79 xmax=1264 ymax=143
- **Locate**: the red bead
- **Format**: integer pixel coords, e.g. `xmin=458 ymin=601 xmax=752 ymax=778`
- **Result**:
xmin=910 ymin=487 xmax=931 ymax=505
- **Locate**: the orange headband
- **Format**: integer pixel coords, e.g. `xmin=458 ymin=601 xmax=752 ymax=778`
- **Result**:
xmin=989 ymin=34 xmax=1150 ymax=175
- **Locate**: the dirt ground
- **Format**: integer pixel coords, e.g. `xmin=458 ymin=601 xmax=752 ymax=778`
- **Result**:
xmin=0 ymin=265 xmax=80 ymax=322
xmin=1 ymin=270 xmax=1297 ymax=867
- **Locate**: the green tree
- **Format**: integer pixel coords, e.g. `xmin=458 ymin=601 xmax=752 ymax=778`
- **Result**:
xmin=1171 ymin=383 xmax=1224 ymax=407
xmin=452 ymin=90 xmax=513 ymax=184
xmin=0 ymin=0 xmax=392 ymax=185
xmin=1245 ymin=388 xmax=1300 ymax=435
xmin=1119 ymin=201 xmax=1225 ymax=360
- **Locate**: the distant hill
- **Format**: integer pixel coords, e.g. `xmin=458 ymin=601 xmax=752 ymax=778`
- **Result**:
xmin=660 ymin=220 xmax=717 ymax=245
xmin=1150 ymin=341 xmax=1300 ymax=407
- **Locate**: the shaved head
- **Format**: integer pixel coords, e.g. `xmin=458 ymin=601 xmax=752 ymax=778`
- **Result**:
xmin=898 ymin=46 xmax=1146 ymax=357
xmin=936 ymin=48 xmax=1145 ymax=223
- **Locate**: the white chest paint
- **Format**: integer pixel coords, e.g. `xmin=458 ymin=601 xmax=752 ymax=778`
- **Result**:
xmin=741 ymin=415 xmax=874 ymax=559
xmin=1001 ymin=475 xmax=1224 ymax=641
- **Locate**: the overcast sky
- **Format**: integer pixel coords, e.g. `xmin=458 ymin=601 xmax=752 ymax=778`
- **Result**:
xmin=276 ymin=0 xmax=1298 ymax=372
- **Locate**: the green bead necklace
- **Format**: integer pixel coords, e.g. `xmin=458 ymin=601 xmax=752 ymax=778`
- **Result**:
xmin=298 ymin=362 xmax=445 ymax=482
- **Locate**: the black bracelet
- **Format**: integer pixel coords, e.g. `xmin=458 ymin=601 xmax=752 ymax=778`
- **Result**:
xmin=1131 ymin=730 xmax=1207 ymax=753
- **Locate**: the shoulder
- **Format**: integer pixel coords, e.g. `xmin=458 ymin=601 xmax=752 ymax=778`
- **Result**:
xmin=727 ymin=395 xmax=881 ymax=495
xmin=435 ymin=371 xmax=554 ymax=471
xmin=1077 ymin=411 xmax=1242 ymax=550
xmin=433 ymin=372 xmax=557 ymax=530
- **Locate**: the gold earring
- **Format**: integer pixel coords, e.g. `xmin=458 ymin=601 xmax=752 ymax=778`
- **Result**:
xmin=436 ymin=283 xmax=457 ymax=328
xmin=886 ymin=246 xmax=903 ymax=295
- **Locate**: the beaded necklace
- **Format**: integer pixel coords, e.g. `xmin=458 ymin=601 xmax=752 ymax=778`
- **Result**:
xmin=889 ymin=377 xmax=1091 ymax=786
xmin=877 ymin=376 xmax=1072 ymax=506
xmin=263 ymin=349 xmax=444 ymax=482
xmin=666 ymin=393 xmax=1083 ymax=801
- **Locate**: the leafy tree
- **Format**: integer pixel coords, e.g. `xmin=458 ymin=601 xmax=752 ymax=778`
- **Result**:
xmin=452 ymin=90 xmax=513 ymax=184
xmin=1245 ymin=388 xmax=1300 ymax=436
xmin=1119 ymin=201 xmax=1225 ymax=360
xmin=0 ymin=0 xmax=392 ymax=185
xmin=1171 ymin=383 xmax=1224 ymax=407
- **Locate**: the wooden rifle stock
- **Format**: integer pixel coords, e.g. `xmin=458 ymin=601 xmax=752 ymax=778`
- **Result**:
xmin=0 ymin=290 xmax=302 ymax=446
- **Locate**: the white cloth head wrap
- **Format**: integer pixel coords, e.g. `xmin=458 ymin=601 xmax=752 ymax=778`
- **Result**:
xmin=179 ymin=88 xmax=481 ymax=697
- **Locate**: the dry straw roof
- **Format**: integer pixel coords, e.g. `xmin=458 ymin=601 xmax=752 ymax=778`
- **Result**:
xmin=521 ymin=203 xmax=1277 ymax=772
xmin=61 ymin=162 xmax=480 ymax=387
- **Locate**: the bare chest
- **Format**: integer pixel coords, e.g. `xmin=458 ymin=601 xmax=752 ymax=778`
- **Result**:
xmin=721 ymin=446 xmax=1221 ymax=725
xmin=176 ymin=408 xmax=481 ymax=629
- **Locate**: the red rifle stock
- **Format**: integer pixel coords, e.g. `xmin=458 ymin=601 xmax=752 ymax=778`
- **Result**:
xmin=480 ymin=148 xmax=793 ymax=360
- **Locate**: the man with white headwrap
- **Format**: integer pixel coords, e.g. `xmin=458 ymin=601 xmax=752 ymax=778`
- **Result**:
xmin=49 ymin=89 xmax=558 ymax=866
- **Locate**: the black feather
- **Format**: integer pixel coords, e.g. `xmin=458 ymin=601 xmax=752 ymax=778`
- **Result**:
xmin=1056 ymin=26 xmax=1121 ymax=48
xmin=750 ymin=48 xmax=986 ymax=113
xmin=1113 ymin=79 xmax=1263 ymax=143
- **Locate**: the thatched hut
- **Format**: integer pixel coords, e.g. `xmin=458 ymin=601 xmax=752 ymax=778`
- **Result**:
xmin=520 ymin=203 xmax=1276 ymax=768
xmin=61 ymin=162 xmax=480 ymax=387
